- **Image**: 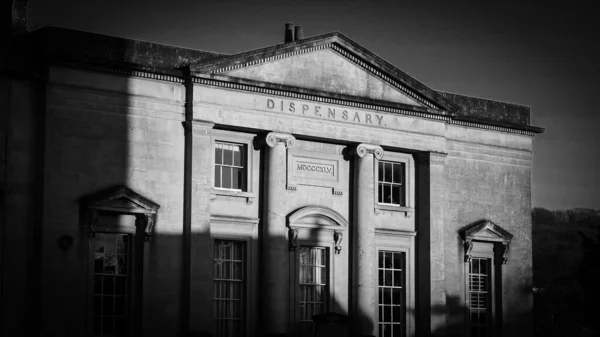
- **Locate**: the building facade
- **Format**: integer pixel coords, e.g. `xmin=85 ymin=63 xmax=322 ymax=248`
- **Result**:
xmin=2 ymin=23 xmax=544 ymax=337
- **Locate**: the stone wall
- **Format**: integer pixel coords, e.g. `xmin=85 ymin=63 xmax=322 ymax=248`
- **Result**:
xmin=41 ymin=67 xmax=185 ymax=336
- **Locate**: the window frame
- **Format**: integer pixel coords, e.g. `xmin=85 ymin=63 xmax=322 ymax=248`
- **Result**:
xmin=464 ymin=242 xmax=497 ymax=337
xmin=291 ymin=242 xmax=334 ymax=337
xmin=373 ymin=152 xmax=414 ymax=217
xmin=214 ymin=141 xmax=247 ymax=191
xmin=211 ymin=130 xmax=256 ymax=203
xmin=375 ymin=230 xmax=416 ymax=337
xmin=295 ymin=245 xmax=331 ymax=336
xmin=86 ymin=213 xmax=144 ymax=337
xmin=210 ymin=215 xmax=259 ymax=337
xmin=212 ymin=239 xmax=248 ymax=337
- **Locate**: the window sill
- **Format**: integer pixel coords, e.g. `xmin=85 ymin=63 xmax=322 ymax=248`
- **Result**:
xmin=374 ymin=204 xmax=413 ymax=218
xmin=211 ymin=188 xmax=255 ymax=205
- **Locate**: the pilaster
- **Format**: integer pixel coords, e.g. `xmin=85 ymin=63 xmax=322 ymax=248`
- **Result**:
xmin=350 ymin=143 xmax=383 ymax=336
xmin=415 ymin=151 xmax=447 ymax=336
xmin=184 ymin=120 xmax=215 ymax=334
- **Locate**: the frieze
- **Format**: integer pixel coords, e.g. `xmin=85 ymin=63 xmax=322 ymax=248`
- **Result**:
xmin=267 ymin=98 xmax=385 ymax=127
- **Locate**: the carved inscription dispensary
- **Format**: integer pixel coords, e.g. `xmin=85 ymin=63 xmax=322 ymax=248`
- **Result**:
xmin=267 ymin=99 xmax=386 ymax=127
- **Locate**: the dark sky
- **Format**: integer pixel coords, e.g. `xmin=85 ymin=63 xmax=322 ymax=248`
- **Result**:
xmin=28 ymin=0 xmax=600 ymax=210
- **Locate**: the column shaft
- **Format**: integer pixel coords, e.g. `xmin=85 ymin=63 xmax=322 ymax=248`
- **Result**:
xmin=352 ymin=143 xmax=383 ymax=336
xmin=262 ymin=132 xmax=295 ymax=336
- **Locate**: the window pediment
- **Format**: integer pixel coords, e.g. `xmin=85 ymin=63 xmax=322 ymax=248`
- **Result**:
xmin=460 ymin=220 xmax=513 ymax=264
xmin=81 ymin=186 xmax=160 ymax=241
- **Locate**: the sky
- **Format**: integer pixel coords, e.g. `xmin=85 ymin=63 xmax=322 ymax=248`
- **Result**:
xmin=27 ymin=0 xmax=600 ymax=210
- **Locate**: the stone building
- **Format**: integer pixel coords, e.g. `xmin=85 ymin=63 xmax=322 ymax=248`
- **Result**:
xmin=2 ymin=20 xmax=544 ymax=337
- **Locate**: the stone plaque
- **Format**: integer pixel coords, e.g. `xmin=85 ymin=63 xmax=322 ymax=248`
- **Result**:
xmin=287 ymin=150 xmax=346 ymax=194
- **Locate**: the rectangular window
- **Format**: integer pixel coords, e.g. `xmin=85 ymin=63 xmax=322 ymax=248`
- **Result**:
xmin=378 ymin=251 xmax=405 ymax=337
xmin=297 ymin=246 xmax=328 ymax=337
xmin=93 ymin=233 xmax=131 ymax=337
xmin=215 ymin=142 xmax=246 ymax=191
xmin=214 ymin=240 xmax=246 ymax=337
xmin=378 ymin=161 xmax=406 ymax=206
xmin=468 ymin=258 xmax=492 ymax=337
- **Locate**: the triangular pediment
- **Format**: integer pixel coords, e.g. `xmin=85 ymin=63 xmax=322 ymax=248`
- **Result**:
xmin=82 ymin=186 xmax=159 ymax=215
xmin=222 ymin=48 xmax=423 ymax=106
xmin=461 ymin=220 xmax=513 ymax=243
xmin=194 ymin=33 xmax=459 ymax=113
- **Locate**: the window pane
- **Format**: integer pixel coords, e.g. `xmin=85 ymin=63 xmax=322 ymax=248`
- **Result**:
xmin=214 ymin=166 xmax=221 ymax=188
xmin=222 ymin=167 xmax=232 ymax=189
xmin=232 ymin=167 xmax=244 ymax=190
xmin=378 ymin=183 xmax=384 ymax=203
xmin=223 ymin=145 xmax=233 ymax=165
xmin=104 ymin=255 xmax=116 ymax=274
xmin=384 ymin=162 xmax=393 ymax=182
xmin=383 ymin=184 xmax=392 ymax=204
xmin=215 ymin=145 xmax=223 ymax=164
xmin=378 ymin=162 xmax=384 ymax=181
xmin=391 ymin=185 xmax=401 ymax=205
xmin=393 ymin=163 xmax=403 ymax=184
xmin=233 ymin=146 xmax=242 ymax=166
xmin=117 ymin=235 xmax=128 ymax=254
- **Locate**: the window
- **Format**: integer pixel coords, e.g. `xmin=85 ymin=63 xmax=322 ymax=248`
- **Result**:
xmin=214 ymin=240 xmax=246 ymax=337
xmin=215 ymin=142 xmax=246 ymax=191
xmin=297 ymin=246 xmax=329 ymax=337
xmin=378 ymin=251 xmax=406 ymax=337
xmin=467 ymin=258 xmax=492 ymax=337
xmin=92 ymin=233 xmax=131 ymax=337
xmin=460 ymin=220 xmax=513 ymax=337
xmin=378 ymin=161 xmax=406 ymax=206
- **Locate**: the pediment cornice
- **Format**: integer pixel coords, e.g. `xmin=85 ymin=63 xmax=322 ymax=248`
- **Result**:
xmin=192 ymin=33 xmax=461 ymax=114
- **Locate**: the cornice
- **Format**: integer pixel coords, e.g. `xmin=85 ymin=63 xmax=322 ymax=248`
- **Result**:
xmin=54 ymin=60 xmax=541 ymax=136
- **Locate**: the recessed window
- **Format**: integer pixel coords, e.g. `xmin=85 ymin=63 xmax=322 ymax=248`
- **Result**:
xmin=215 ymin=142 xmax=246 ymax=191
xmin=378 ymin=250 xmax=405 ymax=337
xmin=378 ymin=161 xmax=406 ymax=206
xmin=214 ymin=240 xmax=246 ymax=337
xmin=297 ymin=246 xmax=329 ymax=337
xmin=468 ymin=258 xmax=492 ymax=337
xmin=92 ymin=233 xmax=131 ymax=337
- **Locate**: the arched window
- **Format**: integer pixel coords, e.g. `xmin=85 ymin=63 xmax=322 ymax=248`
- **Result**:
xmin=287 ymin=206 xmax=348 ymax=337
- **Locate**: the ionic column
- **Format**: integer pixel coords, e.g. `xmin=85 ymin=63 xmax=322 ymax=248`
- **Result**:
xmin=351 ymin=143 xmax=384 ymax=336
xmin=262 ymin=132 xmax=296 ymax=336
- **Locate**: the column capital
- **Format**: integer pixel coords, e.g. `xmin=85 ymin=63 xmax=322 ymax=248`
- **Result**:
xmin=265 ymin=132 xmax=296 ymax=149
xmin=350 ymin=143 xmax=384 ymax=160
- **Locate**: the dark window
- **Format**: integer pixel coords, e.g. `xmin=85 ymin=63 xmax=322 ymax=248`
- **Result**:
xmin=93 ymin=233 xmax=131 ymax=337
xmin=468 ymin=258 xmax=492 ymax=337
xmin=297 ymin=246 xmax=328 ymax=337
xmin=378 ymin=251 xmax=405 ymax=337
xmin=378 ymin=161 xmax=405 ymax=206
xmin=215 ymin=142 xmax=246 ymax=190
xmin=214 ymin=240 xmax=246 ymax=337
